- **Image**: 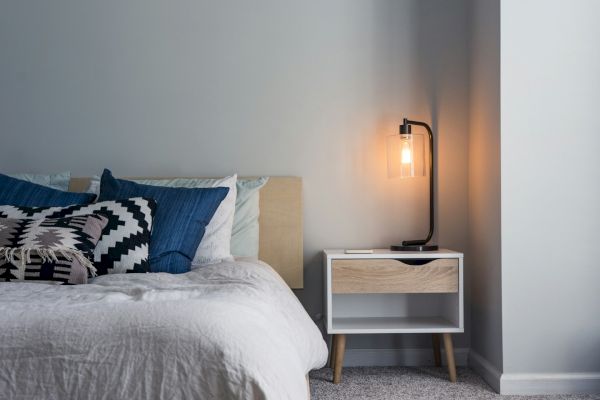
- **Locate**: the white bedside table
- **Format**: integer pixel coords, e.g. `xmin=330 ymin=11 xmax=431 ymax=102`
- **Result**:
xmin=323 ymin=249 xmax=464 ymax=384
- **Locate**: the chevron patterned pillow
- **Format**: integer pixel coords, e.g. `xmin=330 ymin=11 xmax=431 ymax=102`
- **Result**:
xmin=0 ymin=198 xmax=156 ymax=276
xmin=0 ymin=214 xmax=108 ymax=284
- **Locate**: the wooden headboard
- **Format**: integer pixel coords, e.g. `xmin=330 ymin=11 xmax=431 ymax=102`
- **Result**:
xmin=69 ymin=177 xmax=303 ymax=289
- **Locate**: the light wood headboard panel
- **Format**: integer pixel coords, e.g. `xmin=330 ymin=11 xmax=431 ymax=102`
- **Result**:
xmin=69 ymin=177 xmax=303 ymax=288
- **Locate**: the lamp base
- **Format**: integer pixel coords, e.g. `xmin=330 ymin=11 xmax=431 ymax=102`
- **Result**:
xmin=390 ymin=244 xmax=439 ymax=252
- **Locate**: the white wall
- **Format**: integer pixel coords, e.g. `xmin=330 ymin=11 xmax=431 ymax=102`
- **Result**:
xmin=501 ymin=0 xmax=600 ymax=393
xmin=0 ymin=0 xmax=471 ymax=353
xmin=467 ymin=0 xmax=502 ymax=390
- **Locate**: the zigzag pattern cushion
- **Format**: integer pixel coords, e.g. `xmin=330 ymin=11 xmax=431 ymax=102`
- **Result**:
xmin=0 ymin=198 xmax=156 ymax=276
xmin=0 ymin=214 xmax=108 ymax=284
xmin=98 ymin=169 xmax=228 ymax=274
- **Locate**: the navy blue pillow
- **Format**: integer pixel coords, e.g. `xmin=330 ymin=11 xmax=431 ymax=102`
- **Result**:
xmin=97 ymin=169 xmax=229 ymax=274
xmin=0 ymin=173 xmax=95 ymax=207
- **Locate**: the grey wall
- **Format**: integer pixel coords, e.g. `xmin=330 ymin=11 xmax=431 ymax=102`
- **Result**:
xmin=0 ymin=1 xmax=470 ymax=353
xmin=467 ymin=0 xmax=502 ymax=374
xmin=501 ymin=0 xmax=600 ymax=374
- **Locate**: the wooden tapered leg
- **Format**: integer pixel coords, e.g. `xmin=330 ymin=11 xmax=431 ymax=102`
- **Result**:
xmin=329 ymin=335 xmax=337 ymax=368
xmin=432 ymin=333 xmax=442 ymax=367
xmin=332 ymin=334 xmax=346 ymax=384
xmin=442 ymin=333 xmax=457 ymax=382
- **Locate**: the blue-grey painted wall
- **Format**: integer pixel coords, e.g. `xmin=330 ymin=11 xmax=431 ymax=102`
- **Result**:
xmin=0 ymin=0 xmax=471 ymax=354
xmin=468 ymin=0 xmax=502 ymax=379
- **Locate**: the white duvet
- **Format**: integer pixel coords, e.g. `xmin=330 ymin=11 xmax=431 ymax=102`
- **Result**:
xmin=0 ymin=259 xmax=327 ymax=400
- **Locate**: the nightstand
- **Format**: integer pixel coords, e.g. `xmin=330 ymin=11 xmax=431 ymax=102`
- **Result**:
xmin=323 ymin=249 xmax=464 ymax=384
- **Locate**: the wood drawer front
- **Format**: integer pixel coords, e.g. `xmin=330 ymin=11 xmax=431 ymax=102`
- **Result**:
xmin=331 ymin=258 xmax=458 ymax=294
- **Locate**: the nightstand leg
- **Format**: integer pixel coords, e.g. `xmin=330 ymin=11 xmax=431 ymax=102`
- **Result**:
xmin=432 ymin=333 xmax=442 ymax=367
xmin=442 ymin=333 xmax=457 ymax=382
xmin=329 ymin=335 xmax=337 ymax=368
xmin=332 ymin=334 xmax=346 ymax=384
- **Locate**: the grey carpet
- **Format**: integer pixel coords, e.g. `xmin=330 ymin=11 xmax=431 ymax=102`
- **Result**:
xmin=309 ymin=367 xmax=600 ymax=400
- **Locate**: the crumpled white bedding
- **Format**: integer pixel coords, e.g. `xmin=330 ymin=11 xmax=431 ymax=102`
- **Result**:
xmin=0 ymin=259 xmax=327 ymax=400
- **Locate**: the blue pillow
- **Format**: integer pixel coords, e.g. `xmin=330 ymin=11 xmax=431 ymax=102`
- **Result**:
xmin=97 ymin=169 xmax=229 ymax=274
xmin=0 ymin=173 xmax=95 ymax=207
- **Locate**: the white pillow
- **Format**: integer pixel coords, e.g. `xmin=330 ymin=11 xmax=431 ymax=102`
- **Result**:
xmin=87 ymin=174 xmax=238 ymax=266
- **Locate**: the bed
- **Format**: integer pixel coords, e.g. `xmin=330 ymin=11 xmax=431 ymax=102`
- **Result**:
xmin=0 ymin=176 xmax=327 ymax=400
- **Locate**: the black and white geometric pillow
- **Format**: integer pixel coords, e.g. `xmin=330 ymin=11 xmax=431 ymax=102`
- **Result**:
xmin=0 ymin=214 xmax=108 ymax=284
xmin=0 ymin=198 xmax=156 ymax=275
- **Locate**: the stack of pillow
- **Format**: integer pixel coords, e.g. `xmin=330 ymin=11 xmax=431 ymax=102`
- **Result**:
xmin=0 ymin=169 xmax=268 ymax=284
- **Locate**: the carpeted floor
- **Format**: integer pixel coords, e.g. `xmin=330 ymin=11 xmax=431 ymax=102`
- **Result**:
xmin=309 ymin=367 xmax=600 ymax=400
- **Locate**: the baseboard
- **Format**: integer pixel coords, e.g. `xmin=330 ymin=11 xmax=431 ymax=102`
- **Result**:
xmin=342 ymin=348 xmax=600 ymax=395
xmin=342 ymin=347 xmax=469 ymax=367
xmin=468 ymin=350 xmax=502 ymax=393
xmin=468 ymin=350 xmax=600 ymax=395
xmin=500 ymin=372 xmax=600 ymax=395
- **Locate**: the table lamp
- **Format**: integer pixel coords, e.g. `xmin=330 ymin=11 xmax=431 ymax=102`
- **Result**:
xmin=386 ymin=118 xmax=438 ymax=251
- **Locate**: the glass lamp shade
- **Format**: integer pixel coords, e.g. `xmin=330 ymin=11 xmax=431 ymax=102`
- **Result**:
xmin=386 ymin=132 xmax=425 ymax=178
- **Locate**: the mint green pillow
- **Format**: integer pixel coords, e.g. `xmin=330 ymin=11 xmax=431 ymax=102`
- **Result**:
xmin=9 ymin=172 xmax=70 ymax=191
xmin=231 ymin=177 xmax=269 ymax=258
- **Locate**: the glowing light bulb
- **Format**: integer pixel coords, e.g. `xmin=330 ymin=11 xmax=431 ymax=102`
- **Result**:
xmin=401 ymin=141 xmax=412 ymax=164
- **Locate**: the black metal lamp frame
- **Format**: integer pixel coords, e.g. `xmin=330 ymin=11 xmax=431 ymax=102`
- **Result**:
xmin=390 ymin=118 xmax=439 ymax=252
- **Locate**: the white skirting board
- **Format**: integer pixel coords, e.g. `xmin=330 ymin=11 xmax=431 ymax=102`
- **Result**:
xmin=344 ymin=348 xmax=600 ymax=395
xmin=500 ymin=372 xmax=600 ymax=396
xmin=342 ymin=348 xmax=469 ymax=367
xmin=468 ymin=350 xmax=502 ymax=393
xmin=469 ymin=350 xmax=600 ymax=395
